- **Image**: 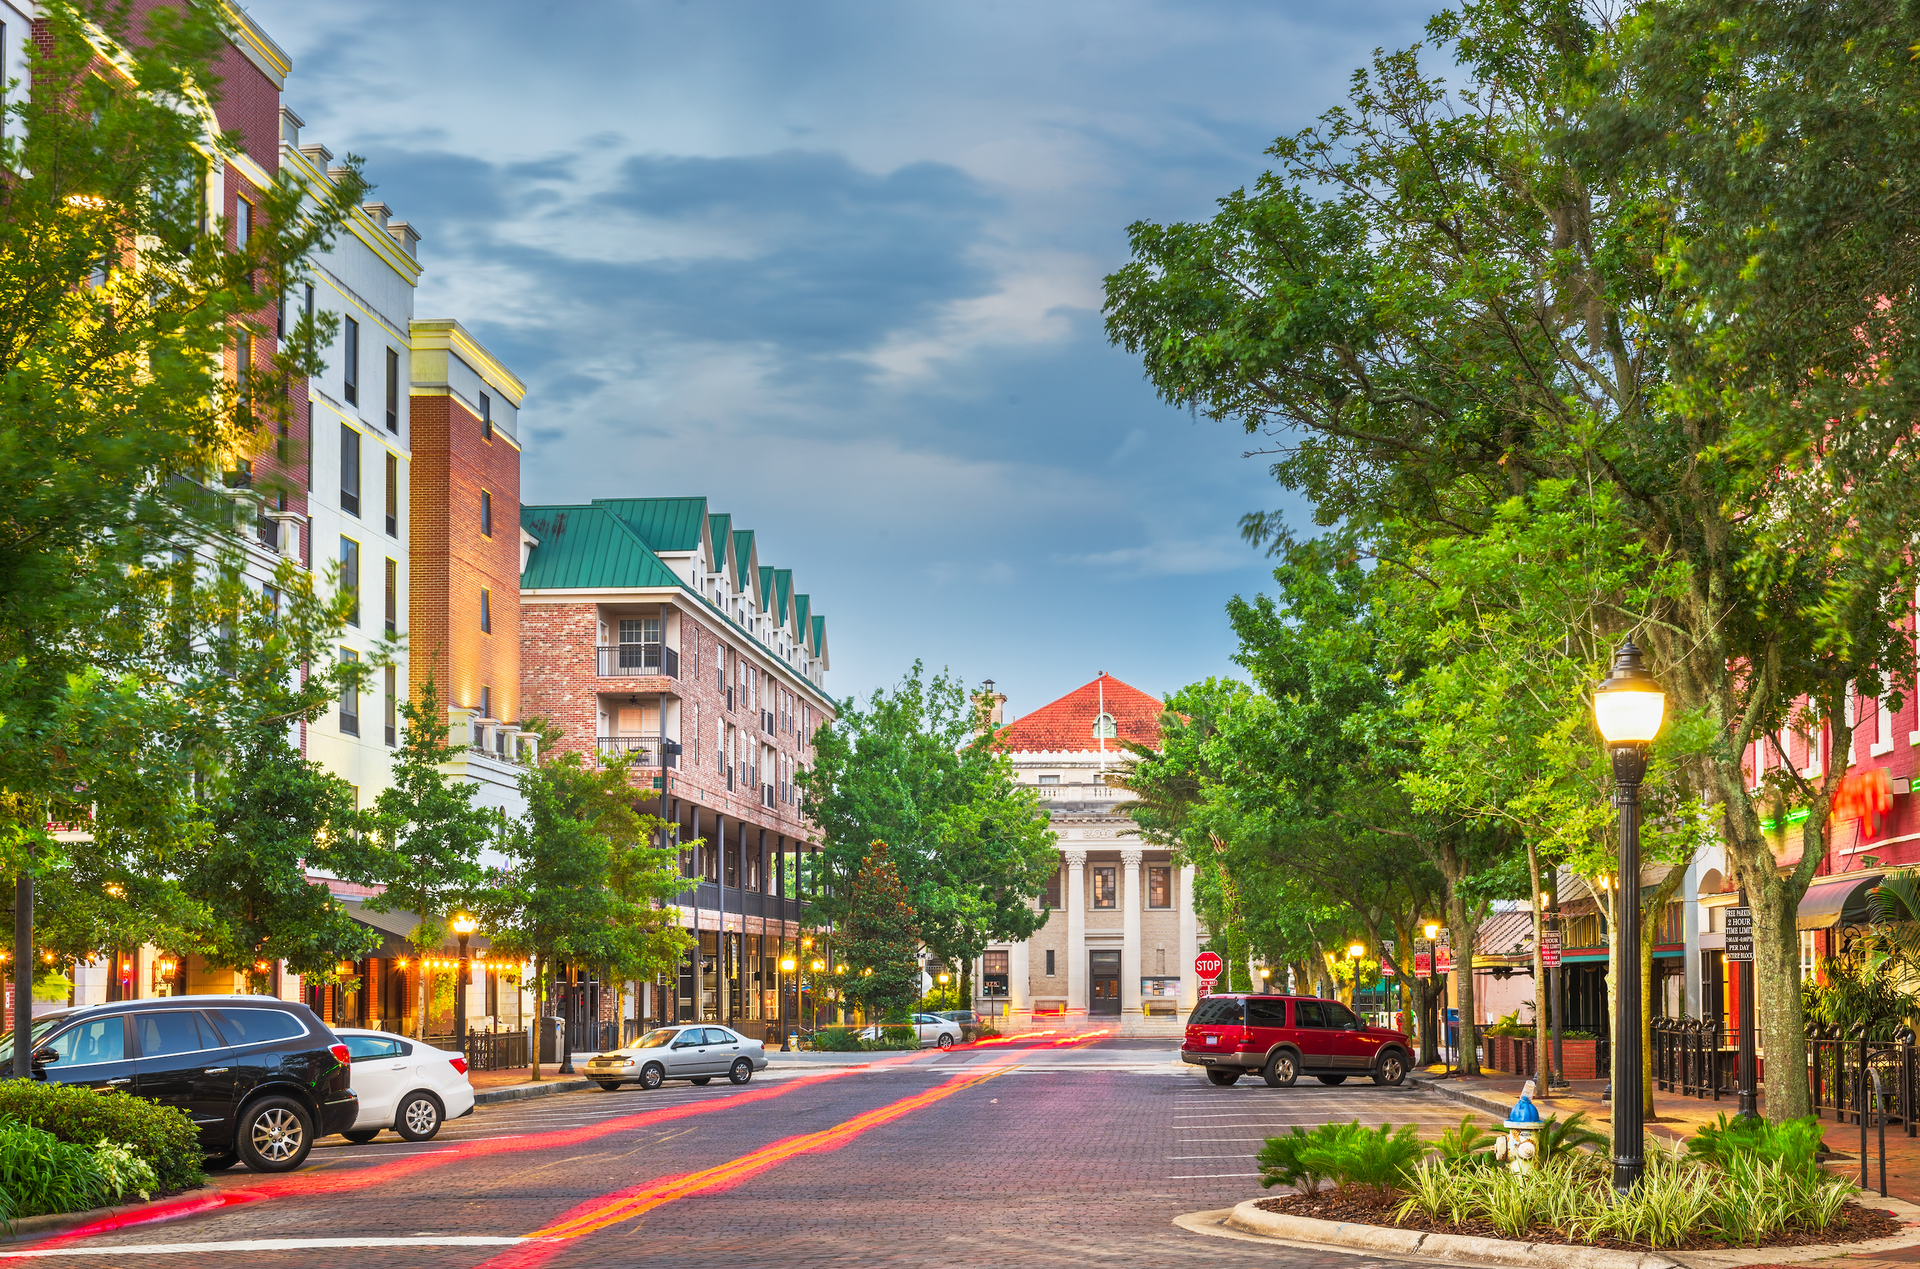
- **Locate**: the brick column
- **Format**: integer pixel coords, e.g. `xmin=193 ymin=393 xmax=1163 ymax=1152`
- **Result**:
xmin=1121 ymin=849 xmax=1142 ymax=1020
xmin=1065 ymin=851 xmax=1087 ymax=1016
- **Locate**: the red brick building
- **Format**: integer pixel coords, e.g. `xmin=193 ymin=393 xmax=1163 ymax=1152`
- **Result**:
xmin=520 ymin=498 xmax=833 ymax=1041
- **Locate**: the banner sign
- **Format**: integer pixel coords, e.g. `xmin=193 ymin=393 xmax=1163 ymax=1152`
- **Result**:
xmin=1380 ymin=940 xmax=1396 ymax=977
xmin=1413 ymin=952 xmax=1432 ymax=975
xmin=1725 ymin=907 xmax=1754 ymax=963
xmin=1540 ymin=931 xmax=1561 ymax=969
xmin=1435 ymin=945 xmax=1454 ymax=974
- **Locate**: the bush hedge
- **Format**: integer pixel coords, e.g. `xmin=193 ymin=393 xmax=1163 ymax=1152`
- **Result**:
xmin=0 ymin=1081 xmax=202 ymax=1192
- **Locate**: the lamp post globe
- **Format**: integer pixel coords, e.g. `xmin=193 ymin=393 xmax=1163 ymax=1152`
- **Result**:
xmin=1593 ymin=638 xmax=1664 ymax=1194
xmin=451 ymin=913 xmax=477 ymax=1048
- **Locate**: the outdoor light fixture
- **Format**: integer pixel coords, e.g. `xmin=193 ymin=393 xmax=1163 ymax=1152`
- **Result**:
xmin=1592 ymin=638 xmax=1663 ymax=1194
xmin=1348 ymin=943 xmax=1365 ymax=959
xmin=937 ymin=972 xmax=950 ymax=984
xmin=1258 ymin=966 xmax=1271 ymax=980
xmin=254 ymin=960 xmax=270 ymax=973
xmin=836 ymin=963 xmax=847 ymax=974
xmin=452 ymin=913 xmax=478 ymax=935
xmin=780 ymin=956 xmax=797 ymax=973
xmin=811 ymin=959 xmax=826 ymax=972
xmin=1423 ymin=923 xmax=1439 ymax=940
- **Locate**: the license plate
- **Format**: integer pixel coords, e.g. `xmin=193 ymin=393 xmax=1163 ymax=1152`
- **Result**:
xmin=1205 ymin=1036 xmax=1218 ymax=1045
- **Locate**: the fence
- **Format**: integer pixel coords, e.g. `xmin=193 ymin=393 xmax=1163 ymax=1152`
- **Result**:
xmin=461 ymin=1030 xmax=529 ymax=1072
xmin=1651 ymin=1018 xmax=1920 ymax=1134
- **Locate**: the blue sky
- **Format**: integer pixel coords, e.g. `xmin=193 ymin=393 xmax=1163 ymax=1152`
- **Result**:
xmin=252 ymin=0 xmax=1434 ymax=720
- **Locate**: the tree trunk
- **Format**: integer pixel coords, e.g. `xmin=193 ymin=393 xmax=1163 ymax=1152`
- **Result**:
xmin=1527 ymin=841 xmax=1550 ymax=1095
xmin=1446 ymin=890 xmax=1486 ymax=1075
xmin=1749 ymin=861 xmax=1809 ymax=1121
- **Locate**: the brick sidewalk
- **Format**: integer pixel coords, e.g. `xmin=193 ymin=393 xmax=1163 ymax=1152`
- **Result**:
xmin=1432 ymin=1069 xmax=1920 ymax=1203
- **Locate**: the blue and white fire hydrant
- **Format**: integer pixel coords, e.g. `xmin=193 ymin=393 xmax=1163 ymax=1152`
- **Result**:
xmin=1493 ymin=1081 xmax=1544 ymax=1175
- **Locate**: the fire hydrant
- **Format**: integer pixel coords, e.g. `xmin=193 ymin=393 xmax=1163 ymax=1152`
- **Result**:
xmin=1493 ymin=1082 xmax=1543 ymax=1175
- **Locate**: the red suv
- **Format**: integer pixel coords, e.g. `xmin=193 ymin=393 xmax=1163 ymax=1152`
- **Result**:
xmin=1181 ymin=994 xmax=1411 ymax=1088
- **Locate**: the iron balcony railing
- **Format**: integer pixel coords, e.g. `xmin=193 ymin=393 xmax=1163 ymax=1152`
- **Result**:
xmin=596 ymin=644 xmax=680 ymax=679
xmin=596 ymin=737 xmax=680 ymax=767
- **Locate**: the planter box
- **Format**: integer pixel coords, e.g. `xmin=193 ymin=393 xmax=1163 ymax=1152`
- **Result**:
xmin=1484 ymin=1033 xmax=1598 ymax=1080
xmin=1558 ymin=1038 xmax=1598 ymax=1080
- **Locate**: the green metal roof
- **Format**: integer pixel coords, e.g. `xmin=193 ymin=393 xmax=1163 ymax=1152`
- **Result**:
xmin=595 ymin=498 xmax=708 ymax=554
xmin=773 ymin=569 xmax=792 ymax=627
xmin=519 ymin=504 xmax=684 ymax=590
xmin=758 ymin=566 xmax=775 ymax=616
xmin=706 ymin=514 xmax=731 ymax=576
xmin=812 ymin=614 xmax=827 ymax=661
xmin=732 ymin=530 xmax=757 ymax=601
xmin=793 ymin=593 xmax=811 ymax=649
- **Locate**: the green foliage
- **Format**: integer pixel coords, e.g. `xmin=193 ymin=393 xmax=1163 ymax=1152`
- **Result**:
xmin=809 ymin=1027 xmax=863 ymax=1052
xmin=838 ymin=843 xmax=922 ymax=1021
xmin=1259 ymin=1121 xmax=1423 ymax=1198
xmin=1535 ymin=1112 xmax=1607 ymax=1162
xmin=1485 ymin=1010 xmax=1530 ymax=1038
xmin=86 ymin=1139 xmax=157 ymax=1204
xmin=0 ymin=1080 xmax=200 ymax=1194
xmin=1431 ymin=1115 xmax=1496 ymax=1169
xmin=1685 ymin=1113 xmax=1825 ymax=1184
xmin=874 ymin=1025 xmax=917 ymax=1051
xmin=1257 ymin=1126 xmax=1330 ymax=1196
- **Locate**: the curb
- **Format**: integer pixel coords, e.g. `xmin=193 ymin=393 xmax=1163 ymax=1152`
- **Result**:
xmin=471 ymin=1077 xmax=592 ymax=1105
xmin=0 ymin=1189 xmax=210 ymax=1244
xmin=1223 ymin=1199 xmax=1681 ymax=1268
xmin=1410 ymin=1074 xmax=1515 ymax=1121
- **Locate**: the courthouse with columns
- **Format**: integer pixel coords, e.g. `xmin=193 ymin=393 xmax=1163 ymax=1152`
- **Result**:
xmin=973 ymin=674 xmax=1199 ymax=1036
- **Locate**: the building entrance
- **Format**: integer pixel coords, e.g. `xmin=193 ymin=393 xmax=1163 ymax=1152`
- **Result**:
xmin=1090 ymin=950 xmax=1121 ymax=1016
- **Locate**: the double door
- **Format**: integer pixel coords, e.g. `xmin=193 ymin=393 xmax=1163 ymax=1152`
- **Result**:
xmin=1089 ymin=951 xmax=1121 ymax=1016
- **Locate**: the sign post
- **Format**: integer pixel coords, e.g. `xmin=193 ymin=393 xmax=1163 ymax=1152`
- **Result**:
xmin=1726 ymin=902 xmax=1758 ymax=1119
xmin=1193 ymin=951 xmax=1223 ymax=999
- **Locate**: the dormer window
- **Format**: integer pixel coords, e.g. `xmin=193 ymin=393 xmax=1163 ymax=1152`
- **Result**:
xmin=1092 ymin=713 xmax=1117 ymax=740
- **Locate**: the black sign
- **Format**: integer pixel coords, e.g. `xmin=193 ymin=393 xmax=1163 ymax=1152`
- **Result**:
xmin=1725 ymin=906 xmax=1754 ymax=963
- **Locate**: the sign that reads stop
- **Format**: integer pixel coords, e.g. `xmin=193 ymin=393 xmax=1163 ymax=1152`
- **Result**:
xmin=1193 ymin=951 xmax=1224 ymax=983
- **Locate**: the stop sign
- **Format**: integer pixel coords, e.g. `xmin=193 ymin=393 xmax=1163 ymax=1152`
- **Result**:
xmin=1193 ymin=951 xmax=1224 ymax=982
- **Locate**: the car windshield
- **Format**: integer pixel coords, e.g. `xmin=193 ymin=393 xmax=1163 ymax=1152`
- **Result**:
xmin=0 ymin=1015 xmax=70 ymax=1067
xmin=632 ymin=1028 xmax=683 ymax=1050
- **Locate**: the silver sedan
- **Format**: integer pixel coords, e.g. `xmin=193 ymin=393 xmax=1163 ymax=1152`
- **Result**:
xmin=585 ymin=1025 xmax=768 ymax=1090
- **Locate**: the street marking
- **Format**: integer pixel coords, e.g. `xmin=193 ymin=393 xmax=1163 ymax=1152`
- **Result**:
xmin=466 ymin=1059 xmax=1021 ymax=1269
xmin=0 ymin=1237 xmax=535 ymax=1256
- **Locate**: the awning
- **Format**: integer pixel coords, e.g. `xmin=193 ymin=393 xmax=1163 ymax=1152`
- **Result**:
xmin=1796 ymin=876 xmax=1880 ymax=931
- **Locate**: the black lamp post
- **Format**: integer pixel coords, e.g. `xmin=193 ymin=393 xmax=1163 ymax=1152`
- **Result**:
xmin=1546 ymin=884 xmax=1567 ymax=1089
xmin=1593 ymin=638 xmax=1666 ymax=1194
xmin=1422 ymin=922 xmax=1440 ymax=1069
xmin=779 ymin=952 xmax=797 ymax=1050
xmin=1734 ymin=888 xmax=1759 ymax=1120
xmin=452 ymin=913 xmax=476 ymax=1054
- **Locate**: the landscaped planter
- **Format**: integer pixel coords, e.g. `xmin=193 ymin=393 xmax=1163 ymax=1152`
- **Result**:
xmin=1481 ymin=1033 xmax=1598 ymax=1080
xmin=1558 ymin=1038 xmax=1598 ymax=1080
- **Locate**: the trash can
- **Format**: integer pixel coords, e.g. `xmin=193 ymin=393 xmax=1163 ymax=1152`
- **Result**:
xmin=538 ymin=1015 xmax=566 ymax=1064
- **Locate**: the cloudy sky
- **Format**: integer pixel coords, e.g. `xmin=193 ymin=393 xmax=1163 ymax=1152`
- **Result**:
xmin=250 ymin=0 xmax=1433 ymax=720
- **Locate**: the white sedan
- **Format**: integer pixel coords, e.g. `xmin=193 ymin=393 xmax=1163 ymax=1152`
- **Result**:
xmin=332 ymin=1028 xmax=476 ymax=1143
xmin=859 ymin=1014 xmax=962 ymax=1049
xmin=586 ymin=1025 xmax=768 ymax=1090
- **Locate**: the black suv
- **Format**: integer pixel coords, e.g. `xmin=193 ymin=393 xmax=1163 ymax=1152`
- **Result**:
xmin=0 ymin=995 xmax=357 ymax=1173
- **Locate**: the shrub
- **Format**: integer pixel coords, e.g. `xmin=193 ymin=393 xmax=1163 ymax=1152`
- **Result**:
xmin=1536 ymin=1111 xmax=1608 ymax=1162
xmin=871 ymin=1025 xmax=917 ymax=1050
xmin=1685 ymin=1113 xmax=1825 ymax=1183
xmin=0 ymin=1118 xmax=160 ymax=1219
xmin=1432 ymin=1115 xmax=1496 ymax=1169
xmin=1258 ymin=1127 xmax=1330 ymax=1196
xmin=810 ymin=1027 xmax=864 ymax=1052
xmin=0 ymin=1080 xmax=201 ymax=1191
xmin=1260 ymin=1121 xmax=1423 ymax=1198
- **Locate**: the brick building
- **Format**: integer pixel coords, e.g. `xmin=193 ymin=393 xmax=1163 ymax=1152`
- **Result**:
xmin=980 ymin=674 xmax=1198 ymax=1036
xmin=520 ymin=497 xmax=833 ymax=1042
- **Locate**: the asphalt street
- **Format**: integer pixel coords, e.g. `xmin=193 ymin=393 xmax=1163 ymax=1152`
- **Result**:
xmin=0 ymin=1038 xmax=1473 ymax=1268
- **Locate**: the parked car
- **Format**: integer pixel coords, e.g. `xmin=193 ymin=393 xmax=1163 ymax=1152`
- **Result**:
xmin=859 ymin=1014 xmax=961 ymax=1049
xmin=934 ymin=1010 xmax=984 ymax=1040
xmin=330 ymin=1028 xmax=475 ymax=1143
xmin=1180 ymin=994 xmax=1412 ymax=1089
xmin=585 ymin=1025 xmax=767 ymax=1090
xmin=0 ymin=995 xmax=357 ymax=1173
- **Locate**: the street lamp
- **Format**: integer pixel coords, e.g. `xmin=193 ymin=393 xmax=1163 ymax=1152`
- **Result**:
xmin=451 ymin=913 xmax=477 ymax=1049
xmin=1421 ymin=922 xmax=1441 ymax=1068
xmin=1593 ymin=638 xmax=1665 ymax=1194
xmin=1545 ymin=882 xmax=1566 ymax=1090
xmin=780 ymin=954 xmax=797 ymax=1050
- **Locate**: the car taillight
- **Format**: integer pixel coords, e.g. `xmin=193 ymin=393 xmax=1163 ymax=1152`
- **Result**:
xmin=330 ymin=1043 xmax=350 ymax=1064
xmin=449 ymin=1056 xmax=469 ymax=1075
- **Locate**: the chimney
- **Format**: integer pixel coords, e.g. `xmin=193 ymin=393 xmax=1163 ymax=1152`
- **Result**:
xmin=976 ymin=679 xmax=1006 ymax=734
xmin=279 ymin=106 xmax=304 ymax=148
xmin=386 ymin=220 xmax=421 ymax=259
xmin=360 ymin=201 xmax=391 ymax=229
xmin=300 ymin=142 xmax=333 ymax=167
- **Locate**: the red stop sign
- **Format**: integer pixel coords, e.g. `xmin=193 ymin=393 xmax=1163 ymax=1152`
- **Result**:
xmin=1193 ymin=951 xmax=1224 ymax=982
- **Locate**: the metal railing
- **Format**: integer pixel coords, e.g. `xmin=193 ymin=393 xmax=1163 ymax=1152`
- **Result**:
xmin=1652 ymin=1018 xmax=1920 ymax=1132
xmin=596 ymin=737 xmax=679 ymax=767
xmin=459 ymin=1029 xmax=529 ymax=1071
xmin=1652 ymin=1018 xmax=1738 ymax=1100
xmin=596 ymin=644 xmax=680 ymax=679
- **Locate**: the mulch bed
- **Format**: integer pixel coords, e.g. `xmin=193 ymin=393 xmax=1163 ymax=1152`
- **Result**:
xmin=1254 ymin=1190 xmax=1906 ymax=1252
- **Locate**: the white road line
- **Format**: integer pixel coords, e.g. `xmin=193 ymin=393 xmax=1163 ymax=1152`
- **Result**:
xmin=0 ymin=1237 xmax=535 ymax=1258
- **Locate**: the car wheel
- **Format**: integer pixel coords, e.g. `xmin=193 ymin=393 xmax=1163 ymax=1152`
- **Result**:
xmin=340 ymin=1129 xmax=381 ymax=1144
xmin=639 ymin=1063 xmax=665 ymax=1090
xmin=203 ymin=1152 xmax=240 ymax=1172
xmin=1373 ymin=1051 xmax=1407 ymax=1087
xmin=690 ymin=1076 xmax=712 ymax=1085
xmin=237 ymin=1096 xmax=313 ymax=1173
xmin=1262 ymin=1051 xmax=1298 ymax=1088
xmin=1205 ymin=1068 xmax=1239 ymax=1086
xmin=394 ymin=1092 xmax=444 ymax=1142
xmin=729 ymin=1058 xmax=753 ymax=1085
xmin=1317 ymin=1074 xmax=1348 ymax=1086
xmin=595 ymin=1081 xmax=621 ymax=1092
xmin=937 ymin=1033 xmax=955 ymax=1050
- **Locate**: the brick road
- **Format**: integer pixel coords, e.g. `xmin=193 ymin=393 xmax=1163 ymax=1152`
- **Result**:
xmin=0 ymin=1041 xmax=1473 ymax=1268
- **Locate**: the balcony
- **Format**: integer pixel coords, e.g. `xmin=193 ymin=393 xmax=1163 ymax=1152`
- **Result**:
xmin=596 ymin=736 xmax=680 ymax=768
xmin=597 ymin=644 xmax=679 ymax=679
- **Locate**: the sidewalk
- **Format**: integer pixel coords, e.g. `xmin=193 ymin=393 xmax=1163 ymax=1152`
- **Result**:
xmin=1417 ymin=1069 xmax=1920 ymax=1203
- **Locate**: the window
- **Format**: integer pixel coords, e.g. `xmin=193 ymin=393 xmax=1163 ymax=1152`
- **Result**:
xmin=1092 ymin=712 xmax=1117 ymax=740
xmin=479 ymin=685 xmax=492 ymax=719
xmin=235 ymin=333 xmax=251 ymax=413
xmin=1038 ymin=774 xmax=1059 ymax=786
xmin=1189 ymin=997 xmax=1242 ymax=1026
xmin=1247 ymin=999 xmax=1288 ymax=1028
xmin=384 ymin=664 xmax=397 ymax=747
xmin=43 ymin=1017 xmax=124 ymax=1067
xmin=384 ymin=347 xmax=399 ymax=432
xmin=340 ymin=424 xmax=361 ymax=515
xmin=1045 ymin=949 xmax=1056 ymax=976
xmin=480 ymin=490 xmax=492 ymax=537
xmin=1091 ymin=866 xmax=1116 ymax=909
xmin=207 ymin=1008 xmax=307 ymax=1044
xmin=1147 ymin=865 xmax=1172 ymax=909
xmin=1044 ymin=865 xmax=1061 ymax=909
xmin=1801 ymin=929 xmax=1817 ymax=981
xmin=1293 ymin=999 xmax=1328 ymax=1028
xmin=480 ymin=588 xmax=492 ymax=633
xmin=342 ymin=1034 xmax=403 ymax=1060
xmin=343 ymin=316 xmax=360 ymax=405
xmin=1873 ymin=672 xmax=1896 ymax=756
xmin=339 ymin=537 xmax=360 ymax=626
xmin=234 ymin=197 xmax=250 ymax=250
xmin=983 ymin=950 xmax=1009 ymax=997
xmin=480 ymin=391 xmax=492 ymax=440
xmin=384 ymin=558 xmax=397 ymax=634
xmin=717 ymin=718 xmax=726 ymax=774
xmin=135 ymin=1011 xmax=217 ymax=1058
xmin=385 ymin=453 xmax=398 ymax=536
xmin=339 ymin=647 xmax=360 ymax=735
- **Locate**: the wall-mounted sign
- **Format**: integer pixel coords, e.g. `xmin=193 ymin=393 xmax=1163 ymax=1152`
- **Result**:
xmin=1725 ymin=907 xmax=1753 ymax=963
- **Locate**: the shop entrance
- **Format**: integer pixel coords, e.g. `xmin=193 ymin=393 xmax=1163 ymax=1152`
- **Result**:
xmin=1090 ymin=950 xmax=1121 ymax=1016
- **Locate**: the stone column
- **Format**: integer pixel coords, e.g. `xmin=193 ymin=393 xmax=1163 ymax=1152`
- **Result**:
xmin=1121 ymin=849 xmax=1143 ymax=1020
xmin=1065 ymin=850 xmax=1088 ymax=1016
xmin=1009 ymin=938 xmax=1030 ymax=1021
xmin=1178 ymin=863 xmax=1199 ymax=1009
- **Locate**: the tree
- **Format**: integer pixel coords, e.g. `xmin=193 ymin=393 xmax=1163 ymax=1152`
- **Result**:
xmin=1103 ymin=0 xmax=1920 ymax=1119
xmin=482 ymin=748 xmax=691 ymax=1078
xmin=839 ymin=842 xmax=921 ymax=1023
xmin=364 ymin=676 xmax=498 ymax=1039
xmin=798 ymin=662 xmax=1057 ymax=999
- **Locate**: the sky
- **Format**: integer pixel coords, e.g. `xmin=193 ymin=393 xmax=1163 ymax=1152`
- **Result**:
xmin=249 ymin=0 xmax=1435 ymax=721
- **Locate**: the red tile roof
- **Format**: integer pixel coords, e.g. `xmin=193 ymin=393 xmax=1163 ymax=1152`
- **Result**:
xmin=995 ymin=674 xmax=1164 ymax=754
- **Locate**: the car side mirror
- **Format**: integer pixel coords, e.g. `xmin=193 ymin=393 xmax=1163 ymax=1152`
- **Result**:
xmin=30 ymin=1047 xmax=57 ymax=1066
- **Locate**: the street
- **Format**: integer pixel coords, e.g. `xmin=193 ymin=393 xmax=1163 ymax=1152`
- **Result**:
xmin=0 ymin=1038 xmax=1466 ymax=1268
